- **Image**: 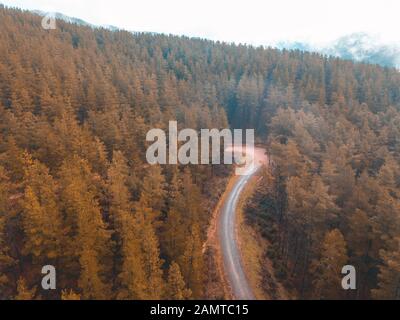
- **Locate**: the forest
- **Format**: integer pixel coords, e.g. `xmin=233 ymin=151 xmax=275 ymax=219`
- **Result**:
xmin=0 ymin=5 xmax=400 ymax=300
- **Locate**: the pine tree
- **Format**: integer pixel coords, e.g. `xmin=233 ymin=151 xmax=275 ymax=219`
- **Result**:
xmin=163 ymin=168 xmax=203 ymax=262
xmin=117 ymin=217 xmax=148 ymax=300
xmin=0 ymin=216 xmax=13 ymax=295
xmin=0 ymin=136 xmax=25 ymax=182
xmin=378 ymin=155 xmax=399 ymax=196
xmin=310 ymin=229 xmax=348 ymax=299
xmin=135 ymin=198 xmax=165 ymax=299
xmin=61 ymin=290 xmax=81 ymax=300
xmin=15 ymin=278 xmax=36 ymax=300
xmin=21 ymin=157 xmax=65 ymax=262
xmin=167 ymin=262 xmax=192 ymax=300
xmin=164 ymin=207 xmax=185 ymax=263
xmin=179 ymin=223 xmax=204 ymax=299
xmin=347 ymin=209 xmax=377 ymax=299
xmin=107 ymin=151 xmax=148 ymax=300
xmin=372 ymin=239 xmax=400 ymax=300
xmin=163 ymin=169 xmax=185 ymax=261
xmin=270 ymin=139 xmax=307 ymax=178
xmin=140 ymin=165 xmax=167 ymax=223
xmin=59 ymin=155 xmax=112 ymax=300
xmin=0 ymin=166 xmax=14 ymax=297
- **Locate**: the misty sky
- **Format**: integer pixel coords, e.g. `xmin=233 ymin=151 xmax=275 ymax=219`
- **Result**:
xmin=1 ymin=0 xmax=400 ymax=46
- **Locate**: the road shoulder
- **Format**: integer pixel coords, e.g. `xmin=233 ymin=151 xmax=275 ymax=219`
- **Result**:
xmin=204 ymin=174 xmax=238 ymax=299
xmin=236 ymin=174 xmax=291 ymax=300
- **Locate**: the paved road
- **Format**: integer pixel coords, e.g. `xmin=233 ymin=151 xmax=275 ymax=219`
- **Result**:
xmin=219 ymin=147 xmax=267 ymax=300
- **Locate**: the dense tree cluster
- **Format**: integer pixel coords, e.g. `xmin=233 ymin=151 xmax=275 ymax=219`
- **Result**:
xmin=1 ymin=5 xmax=400 ymax=300
xmin=246 ymin=102 xmax=400 ymax=299
xmin=0 ymin=7 xmax=230 ymax=300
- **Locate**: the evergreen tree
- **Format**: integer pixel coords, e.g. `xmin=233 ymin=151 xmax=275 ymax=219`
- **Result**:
xmin=61 ymin=290 xmax=81 ymax=300
xmin=167 ymin=262 xmax=192 ymax=300
xmin=21 ymin=157 xmax=65 ymax=262
xmin=0 ymin=166 xmax=14 ymax=297
xmin=372 ymin=239 xmax=400 ymax=300
xmin=310 ymin=229 xmax=348 ymax=299
xmin=135 ymin=198 xmax=165 ymax=299
xmin=179 ymin=224 xmax=204 ymax=299
xmin=140 ymin=165 xmax=167 ymax=223
xmin=15 ymin=278 xmax=36 ymax=300
xmin=59 ymin=155 xmax=112 ymax=299
xmin=107 ymin=151 xmax=148 ymax=300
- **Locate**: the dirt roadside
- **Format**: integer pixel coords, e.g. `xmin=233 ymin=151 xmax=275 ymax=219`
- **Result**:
xmin=205 ymin=150 xmax=289 ymax=300
xmin=235 ymin=173 xmax=290 ymax=300
xmin=204 ymin=174 xmax=238 ymax=299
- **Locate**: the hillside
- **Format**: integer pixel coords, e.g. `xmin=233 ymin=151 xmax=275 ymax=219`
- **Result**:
xmin=0 ymin=5 xmax=400 ymax=300
xmin=277 ymin=33 xmax=400 ymax=68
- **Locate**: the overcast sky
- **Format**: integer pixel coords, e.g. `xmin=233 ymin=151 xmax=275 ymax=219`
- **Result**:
xmin=1 ymin=0 xmax=400 ymax=46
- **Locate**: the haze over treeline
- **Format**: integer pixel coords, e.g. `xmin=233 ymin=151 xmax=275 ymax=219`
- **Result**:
xmin=0 ymin=6 xmax=399 ymax=300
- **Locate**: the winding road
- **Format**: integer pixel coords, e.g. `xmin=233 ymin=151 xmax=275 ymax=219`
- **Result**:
xmin=218 ymin=147 xmax=268 ymax=300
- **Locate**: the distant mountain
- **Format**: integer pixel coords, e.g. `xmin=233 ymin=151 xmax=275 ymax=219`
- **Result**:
xmin=31 ymin=10 xmax=399 ymax=69
xmin=277 ymin=33 xmax=400 ymax=69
